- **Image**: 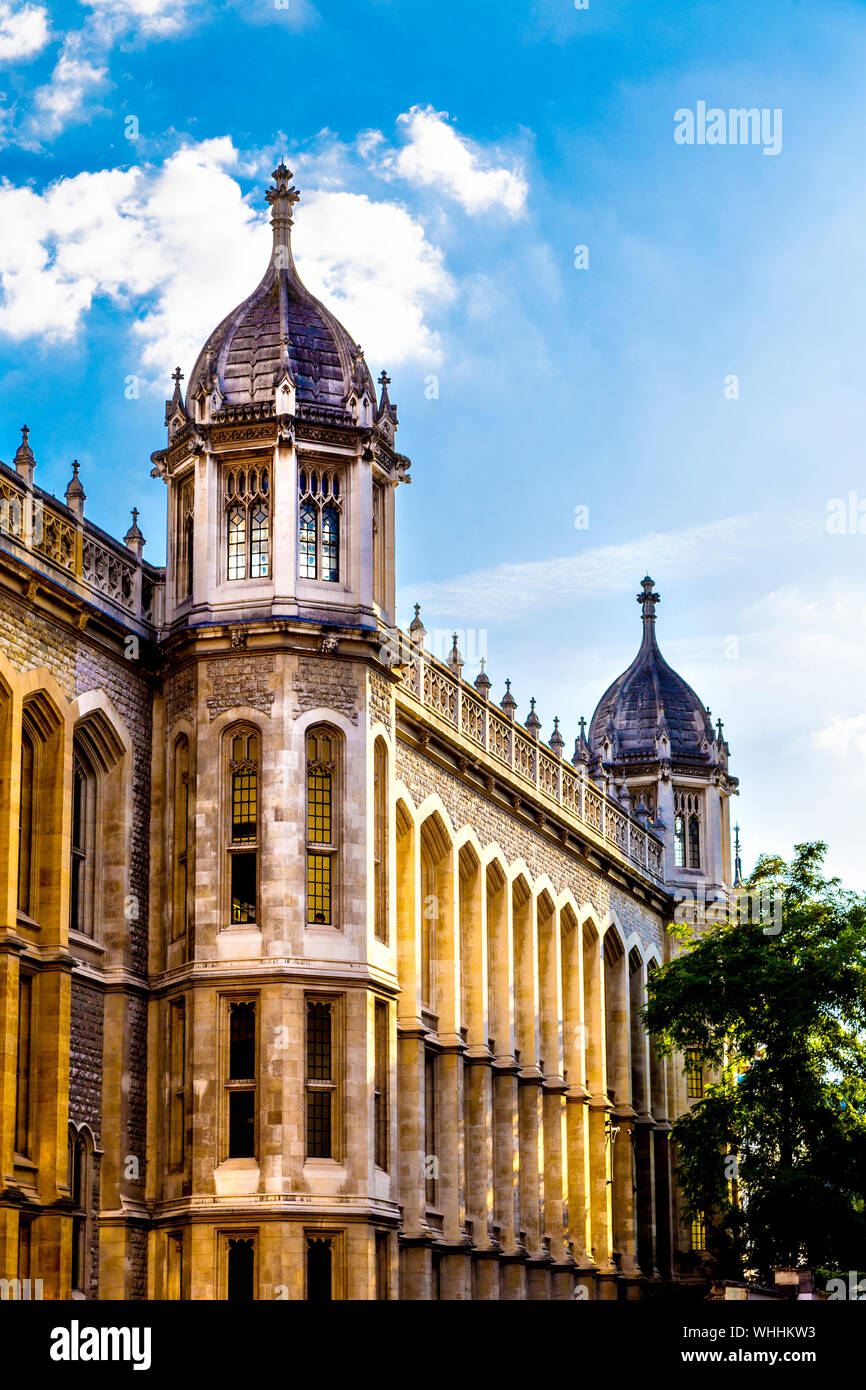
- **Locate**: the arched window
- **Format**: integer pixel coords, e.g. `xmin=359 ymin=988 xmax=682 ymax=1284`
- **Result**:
xmin=372 ymin=482 xmax=386 ymax=608
xmin=227 ymin=1237 xmax=255 ymax=1302
xmin=171 ymin=736 xmax=190 ymax=942
xmin=298 ymin=469 xmax=343 ymax=583
xmin=224 ymin=465 xmax=270 ymax=582
xmin=17 ymin=728 xmax=35 ymax=915
xmin=226 ymin=728 xmax=260 ymax=925
xmin=70 ymin=742 xmax=97 ymax=938
xmin=373 ymin=738 xmax=388 ymax=943
xmin=68 ymin=1127 xmax=94 ymax=1297
xmin=306 ymin=1236 xmax=332 ymax=1301
xmin=177 ymin=475 xmax=194 ymax=599
xmin=305 ymin=727 xmax=340 ymax=927
xmin=674 ymin=791 xmax=702 ymax=870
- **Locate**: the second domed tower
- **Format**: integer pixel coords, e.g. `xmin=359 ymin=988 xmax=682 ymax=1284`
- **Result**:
xmin=588 ymin=577 xmax=738 ymax=900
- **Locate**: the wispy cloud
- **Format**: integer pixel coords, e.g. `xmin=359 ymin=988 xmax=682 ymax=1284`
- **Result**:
xmin=401 ymin=514 xmax=809 ymax=622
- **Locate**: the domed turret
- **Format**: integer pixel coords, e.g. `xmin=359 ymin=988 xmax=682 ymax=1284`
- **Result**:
xmin=589 ymin=577 xmax=713 ymax=766
xmin=588 ymin=578 xmax=737 ymax=897
xmin=185 ymin=164 xmax=376 ymax=423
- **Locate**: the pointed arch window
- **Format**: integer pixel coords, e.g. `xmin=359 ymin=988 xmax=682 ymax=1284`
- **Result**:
xmin=373 ymin=738 xmax=388 ymax=943
xmin=306 ymin=727 xmax=340 ymax=927
xmin=68 ymin=1126 xmax=94 ymax=1297
xmin=177 ymin=475 xmax=194 ymax=599
xmin=298 ymin=468 xmax=342 ymax=583
xmin=70 ymin=742 xmax=97 ymax=938
xmin=17 ymin=729 xmax=35 ymax=915
xmin=226 ymin=728 xmax=260 ymax=925
xmin=674 ymin=791 xmax=702 ymax=870
xmin=224 ymin=465 xmax=270 ymax=581
xmin=171 ymin=736 xmax=191 ymax=942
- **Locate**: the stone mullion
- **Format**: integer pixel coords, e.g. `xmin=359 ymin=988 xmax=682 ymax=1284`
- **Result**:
xmin=634 ymin=1115 xmax=658 ymax=1278
xmin=463 ymin=1052 xmax=494 ymax=1252
xmin=584 ymin=932 xmax=615 ymax=1282
xmin=653 ymin=1124 xmax=673 ymax=1278
xmin=542 ymin=1084 xmax=569 ymax=1271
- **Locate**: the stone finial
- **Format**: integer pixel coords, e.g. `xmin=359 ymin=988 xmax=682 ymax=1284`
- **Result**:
xmin=733 ymin=823 xmax=743 ymax=888
xmin=716 ymin=718 xmax=725 ymax=742
xmin=525 ymin=696 xmax=541 ymax=739
xmin=549 ymin=715 xmax=565 ymax=757
xmin=474 ymin=657 xmax=491 ymax=701
xmin=266 ymin=163 xmax=300 ymax=270
xmin=65 ymin=459 xmax=86 ymax=518
xmin=572 ymin=715 xmax=590 ymax=767
xmin=14 ymin=425 xmax=35 ymax=486
xmin=637 ymin=574 xmax=660 ymax=625
xmin=447 ymin=632 xmax=464 ymax=679
xmin=500 ymin=678 xmax=517 ymax=721
xmin=409 ymin=603 xmax=427 ymax=647
xmin=377 ymin=368 xmax=398 ymax=426
xmin=124 ymin=507 xmax=145 ymax=556
xmin=634 ymin=794 xmax=650 ymax=825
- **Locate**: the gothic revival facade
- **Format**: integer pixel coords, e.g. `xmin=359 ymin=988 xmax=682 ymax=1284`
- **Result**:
xmin=0 ymin=167 xmax=737 ymax=1301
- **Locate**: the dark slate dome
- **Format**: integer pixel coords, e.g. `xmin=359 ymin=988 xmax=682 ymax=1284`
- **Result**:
xmin=186 ymin=165 xmax=375 ymax=413
xmin=589 ymin=577 xmax=713 ymax=764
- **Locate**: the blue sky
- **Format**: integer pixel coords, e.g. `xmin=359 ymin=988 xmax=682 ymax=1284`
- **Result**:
xmin=1 ymin=0 xmax=866 ymax=885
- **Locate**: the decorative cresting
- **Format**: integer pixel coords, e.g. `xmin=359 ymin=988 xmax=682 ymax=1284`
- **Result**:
xmin=589 ymin=576 xmax=716 ymax=766
xmin=185 ymin=164 xmax=376 ymax=420
xmin=397 ymin=643 xmax=664 ymax=881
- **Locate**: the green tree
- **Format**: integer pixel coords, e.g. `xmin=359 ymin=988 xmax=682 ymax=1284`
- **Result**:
xmin=645 ymin=842 xmax=866 ymax=1283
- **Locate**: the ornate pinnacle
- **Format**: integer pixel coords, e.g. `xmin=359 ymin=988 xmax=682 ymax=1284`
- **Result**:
xmin=637 ymin=575 xmax=660 ymax=623
xmin=266 ymin=163 xmax=300 ymax=213
xmin=171 ymin=366 xmax=184 ymax=385
xmin=378 ymin=370 xmax=391 ymax=388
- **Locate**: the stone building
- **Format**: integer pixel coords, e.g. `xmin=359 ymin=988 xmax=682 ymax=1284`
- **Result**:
xmin=0 ymin=166 xmax=737 ymax=1301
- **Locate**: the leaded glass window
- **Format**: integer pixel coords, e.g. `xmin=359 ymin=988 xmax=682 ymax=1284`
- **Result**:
xmin=298 ymin=468 xmax=343 ymax=583
xmin=306 ymin=999 xmax=338 ymax=1159
xmin=224 ymin=465 xmax=270 ymax=581
xmin=227 ymin=729 xmax=259 ymax=925
xmin=306 ymin=727 xmax=339 ymax=927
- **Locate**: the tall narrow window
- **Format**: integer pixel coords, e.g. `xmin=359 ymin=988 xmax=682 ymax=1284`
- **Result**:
xmin=685 ymin=1048 xmax=704 ymax=1100
xmin=375 ymin=1232 xmax=390 ymax=1301
xmin=306 ymin=1236 xmax=332 ymax=1301
xmin=227 ymin=1237 xmax=255 ymax=1302
xmin=70 ymin=742 xmax=96 ymax=938
xmin=373 ymin=738 xmax=388 ymax=943
xmin=374 ymin=999 xmax=389 ymax=1171
xmin=674 ymin=813 xmax=686 ymax=869
xmin=15 ymin=973 xmax=32 ymax=1156
xmin=372 ymin=482 xmax=386 ymax=607
xmin=224 ymin=465 xmax=270 ymax=582
xmin=306 ymin=728 xmax=339 ymax=927
xmin=169 ymin=1000 xmax=186 ymax=1171
xmin=424 ymin=1049 xmax=438 ymax=1207
xmin=167 ymin=1233 xmax=184 ymax=1300
xmin=306 ymin=998 xmax=340 ymax=1160
xmin=690 ymin=1211 xmax=707 ymax=1252
xmin=172 ymin=737 xmax=190 ymax=942
xmin=225 ymin=1000 xmax=257 ymax=1159
xmin=227 ymin=729 xmax=259 ymax=925
xmin=177 ymin=476 xmax=194 ymax=599
xmin=17 ymin=731 xmax=34 ymax=915
xmin=688 ymin=813 xmax=701 ymax=869
xmin=420 ymin=850 xmax=436 ymax=1011
xmin=69 ymin=1129 xmax=91 ymax=1296
xmin=298 ymin=468 xmax=342 ymax=583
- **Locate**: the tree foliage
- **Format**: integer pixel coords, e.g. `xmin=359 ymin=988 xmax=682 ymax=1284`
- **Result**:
xmin=644 ymin=843 xmax=866 ymax=1280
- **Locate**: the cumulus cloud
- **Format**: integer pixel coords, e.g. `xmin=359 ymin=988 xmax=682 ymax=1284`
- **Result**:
xmin=32 ymin=34 xmax=107 ymax=136
xmin=0 ymin=1 xmax=49 ymax=63
xmin=0 ymin=137 xmax=450 ymax=376
xmin=370 ymin=105 xmax=528 ymax=216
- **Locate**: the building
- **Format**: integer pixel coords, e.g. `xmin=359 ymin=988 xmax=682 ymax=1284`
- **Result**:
xmin=0 ymin=166 xmax=737 ymax=1301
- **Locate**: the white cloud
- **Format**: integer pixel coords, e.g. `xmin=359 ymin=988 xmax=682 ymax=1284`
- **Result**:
xmin=814 ymin=713 xmax=866 ymax=765
xmin=403 ymin=514 xmax=770 ymax=621
xmin=373 ymin=105 xmax=528 ymax=216
xmin=32 ymin=34 xmax=106 ymax=135
xmin=82 ymin=0 xmax=194 ymax=40
xmin=0 ymin=2 xmax=49 ymax=62
xmin=0 ymin=137 xmax=450 ymax=376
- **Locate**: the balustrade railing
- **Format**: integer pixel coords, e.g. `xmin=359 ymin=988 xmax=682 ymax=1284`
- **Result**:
xmin=398 ymin=646 xmax=664 ymax=883
xmin=0 ymin=471 xmax=160 ymax=627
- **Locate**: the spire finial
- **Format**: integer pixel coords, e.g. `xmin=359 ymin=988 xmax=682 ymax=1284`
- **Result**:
xmin=579 ymin=715 xmax=587 ymax=739
xmin=172 ymin=366 xmax=184 ymax=386
xmin=378 ymin=370 xmax=391 ymax=388
xmin=733 ymin=823 xmax=743 ymax=888
xmin=637 ymin=575 xmax=660 ymax=626
xmin=266 ymin=164 xmax=300 ymax=266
